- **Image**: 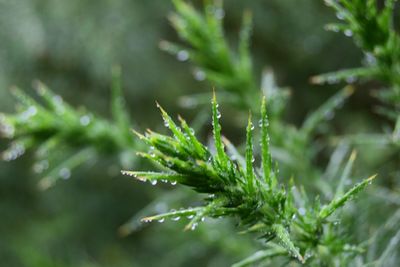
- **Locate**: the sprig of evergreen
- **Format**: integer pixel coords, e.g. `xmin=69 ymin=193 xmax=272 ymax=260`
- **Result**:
xmin=0 ymin=67 xmax=136 ymax=189
xmin=122 ymin=94 xmax=375 ymax=265
xmin=161 ymin=0 xmax=260 ymax=112
xmin=163 ymin=0 xmax=356 ymax=190
xmin=312 ymin=0 xmax=400 ymax=117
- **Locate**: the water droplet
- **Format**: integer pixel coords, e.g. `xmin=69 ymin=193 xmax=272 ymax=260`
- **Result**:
xmin=158 ymin=218 xmax=165 ymax=223
xmin=172 ymin=216 xmax=180 ymax=221
xmin=59 ymin=168 xmax=71 ymax=180
xmin=0 ymin=117 xmax=14 ymax=138
xmin=171 ymin=181 xmax=177 ymax=185
xmin=304 ymin=252 xmax=313 ymax=260
xmin=53 ymin=95 xmax=63 ymax=105
xmin=177 ymin=50 xmax=189 ymax=61
xmin=298 ymin=207 xmax=306 ymax=216
xmin=2 ymin=142 xmax=25 ymax=161
xmin=187 ymin=215 xmax=194 ymax=219
xmin=345 ymin=76 xmax=357 ymax=84
xmin=200 ymin=217 xmax=205 ymax=222
xmin=327 ymin=76 xmax=339 ymax=84
xmin=325 ymin=24 xmax=340 ymax=32
xmin=216 ymin=112 xmax=221 ymax=119
xmin=344 ymin=29 xmax=353 ymax=37
xmin=190 ymin=223 xmax=198 ymax=230
xmin=80 ymin=115 xmax=91 ymax=126
xmin=365 ymin=53 xmax=377 ymax=65
xmin=193 ymin=69 xmax=206 ymax=81
xmin=33 ymin=160 xmax=49 ymax=173
xmin=21 ymin=106 xmax=37 ymax=120
xmin=336 ymin=12 xmax=345 ymax=20
xmin=324 ymin=110 xmax=334 ymax=120
xmin=150 ymin=180 xmax=158 ymax=185
xmin=215 ymin=8 xmax=225 ymax=19
xmin=250 ymin=124 xmax=255 ymax=130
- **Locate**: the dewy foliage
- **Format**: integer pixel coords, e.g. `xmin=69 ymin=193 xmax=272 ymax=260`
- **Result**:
xmin=122 ymin=94 xmax=375 ymax=266
xmin=160 ymin=0 xmax=259 ymax=112
xmin=312 ymin=0 xmax=400 ymax=149
xmin=0 ymin=67 xmax=136 ymax=189
xmin=162 ymin=0 xmax=358 ymax=189
xmin=313 ymin=0 xmax=400 ymax=118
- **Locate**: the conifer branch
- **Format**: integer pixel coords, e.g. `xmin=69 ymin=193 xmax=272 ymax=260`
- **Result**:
xmin=313 ymin=0 xmax=400 ymax=115
xmin=123 ymin=94 xmax=374 ymax=265
xmin=161 ymin=0 xmax=259 ymax=111
xmin=0 ymin=71 xmax=136 ymax=188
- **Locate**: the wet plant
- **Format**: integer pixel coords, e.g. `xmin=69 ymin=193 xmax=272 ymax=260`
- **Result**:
xmin=0 ymin=0 xmax=399 ymax=266
xmin=122 ymin=94 xmax=375 ymax=266
xmin=313 ymin=0 xmax=400 ymax=119
xmin=0 ymin=67 xmax=136 ymax=189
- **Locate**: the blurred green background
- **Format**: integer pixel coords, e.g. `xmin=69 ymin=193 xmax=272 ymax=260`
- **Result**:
xmin=0 ymin=1 xmax=387 ymax=266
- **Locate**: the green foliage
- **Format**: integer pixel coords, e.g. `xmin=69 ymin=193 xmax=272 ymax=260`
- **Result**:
xmin=123 ymin=95 xmax=374 ymax=265
xmin=161 ymin=0 xmax=259 ymax=111
xmin=164 ymin=0 xmax=357 ymax=191
xmin=0 ymin=0 xmax=399 ymax=266
xmin=313 ymin=0 xmax=400 ymax=117
xmin=0 ymin=67 xmax=135 ymax=189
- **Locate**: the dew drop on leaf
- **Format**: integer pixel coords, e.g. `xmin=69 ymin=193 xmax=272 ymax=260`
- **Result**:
xmin=324 ymin=110 xmax=334 ymax=120
xmin=177 ymin=50 xmax=189 ymax=61
xmin=345 ymin=76 xmax=357 ymax=84
xmin=190 ymin=223 xmax=198 ymax=230
xmin=193 ymin=69 xmax=206 ymax=81
xmin=298 ymin=207 xmax=306 ymax=216
xmin=336 ymin=12 xmax=345 ymax=20
xmin=80 ymin=115 xmax=91 ymax=126
xmin=344 ymin=29 xmax=353 ymax=37
xmin=59 ymin=168 xmax=71 ymax=180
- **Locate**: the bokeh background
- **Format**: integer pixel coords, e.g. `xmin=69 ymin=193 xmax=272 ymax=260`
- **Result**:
xmin=0 ymin=1 xmax=391 ymax=266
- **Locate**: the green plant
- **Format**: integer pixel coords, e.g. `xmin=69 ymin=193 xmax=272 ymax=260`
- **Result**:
xmin=0 ymin=67 xmax=136 ymax=189
xmin=160 ymin=0 xmax=258 ymax=112
xmin=0 ymin=0 xmax=399 ymax=266
xmin=313 ymin=0 xmax=400 ymax=119
xmin=162 ymin=0 xmax=359 ymax=190
xmin=122 ymin=94 xmax=374 ymax=266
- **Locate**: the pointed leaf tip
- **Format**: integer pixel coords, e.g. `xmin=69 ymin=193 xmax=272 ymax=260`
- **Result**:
xmin=320 ymin=174 xmax=377 ymax=220
xmin=131 ymin=129 xmax=146 ymax=139
xmin=272 ymin=224 xmax=304 ymax=263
